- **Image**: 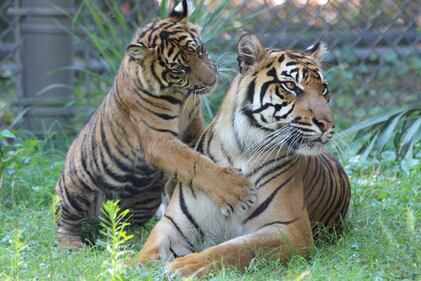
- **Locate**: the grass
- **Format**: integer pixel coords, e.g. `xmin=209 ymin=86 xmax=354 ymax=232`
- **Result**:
xmin=0 ymin=132 xmax=419 ymax=280
xmin=1 ymin=1 xmax=419 ymax=278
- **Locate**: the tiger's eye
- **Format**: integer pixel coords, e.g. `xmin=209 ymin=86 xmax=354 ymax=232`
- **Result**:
xmin=172 ymin=64 xmax=189 ymax=75
xmin=285 ymin=82 xmax=295 ymax=90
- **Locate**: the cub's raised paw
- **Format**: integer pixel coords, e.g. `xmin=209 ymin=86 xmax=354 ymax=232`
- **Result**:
xmin=211 ymin=167 xmax=257 ymax=216
xmin=165 ymin=252 xmax=210 ymax=279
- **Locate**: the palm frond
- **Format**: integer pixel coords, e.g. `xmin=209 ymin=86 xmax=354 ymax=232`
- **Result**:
xmin=340 ymin=107 xmax=421 ymax=160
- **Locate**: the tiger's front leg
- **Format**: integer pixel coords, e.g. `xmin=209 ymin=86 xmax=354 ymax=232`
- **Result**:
xmin=166 ymin=223 xmax=314 ymax=279
xmin=156 ymin=109 xmax=206 ymax=216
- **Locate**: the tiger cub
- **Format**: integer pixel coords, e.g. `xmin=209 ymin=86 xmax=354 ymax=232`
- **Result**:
xmin=138 ymin=33 xmax=351 ymax=278
xmin=55 ymin=1 xmax=254 ymax=250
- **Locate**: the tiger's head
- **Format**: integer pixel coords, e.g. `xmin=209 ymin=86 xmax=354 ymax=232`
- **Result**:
xmin=125 ymin=0 xmax=217 ymax=97
xmin=233 ymin=33 xmax=333 ymax=156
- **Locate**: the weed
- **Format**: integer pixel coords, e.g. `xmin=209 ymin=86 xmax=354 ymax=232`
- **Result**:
xmin=98 ymin=200 xmax=134 ymax=281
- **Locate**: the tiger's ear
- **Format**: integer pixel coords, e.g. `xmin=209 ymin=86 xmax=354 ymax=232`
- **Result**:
xmin=126 ymin=43 xmax=152 ymax=61
xmin=305 ymin=41 xmax=328 ymax=65
xmin=169 ymin=0 xmax=192 ymax=21
xmin=237 ymin=33 xmax=267 ymax=74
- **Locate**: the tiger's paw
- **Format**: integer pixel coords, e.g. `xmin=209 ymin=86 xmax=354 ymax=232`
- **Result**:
xmin=211 ymin=167 xmax=256 ymax=216
xmin=57 ymin=235 xmax=85 ymax=251
xmin=165 ymin=252 xmax=210 ymax=279
xmin=138 ymin=246 xmax=162 ymax=265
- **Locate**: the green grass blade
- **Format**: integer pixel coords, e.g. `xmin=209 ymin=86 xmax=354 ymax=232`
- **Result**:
xmin=160 ymin=0 xmax=169 ymax=19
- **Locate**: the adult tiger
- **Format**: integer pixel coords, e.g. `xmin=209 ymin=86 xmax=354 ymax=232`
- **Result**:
xmin=138 ymin=33 xmax=351 ymax=278
xmin=55 ymin=1 xmax=254 ymax=250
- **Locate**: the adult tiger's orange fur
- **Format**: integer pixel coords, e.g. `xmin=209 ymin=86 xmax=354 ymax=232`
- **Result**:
xmin=55 ymin=1 xmax=254 ymax=250
xmin=138 ymin=33 xmax=351 ymax=278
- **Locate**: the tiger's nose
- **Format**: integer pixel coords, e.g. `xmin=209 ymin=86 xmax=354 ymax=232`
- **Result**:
xmin=313 ymin=117 xmax=334 ymax=132
xmin=203 ymin=76 xmax=217 ymax=86
xmin=200 ymin=73 xmax=217 ymax=87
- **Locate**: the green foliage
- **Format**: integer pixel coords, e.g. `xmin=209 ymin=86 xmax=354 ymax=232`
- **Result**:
xmin=5 ymin=230 xmax=27 ymax=281
xmin=340 ymin=107 xmax=421 ymax=173
xmin=0 ymin=130 xmax=40 ymax=201
xmin=1 ymin=130 xmax=38 ymax=175
xmin=0 ymin=130 xmax=64 ymax=207
xmin=159 ymin=0 xmax=169 ymax=19
xmin=99 ymin=200 xmax=134 ymax=281
xmin=50 ymin=195 xmax=61 ymax=226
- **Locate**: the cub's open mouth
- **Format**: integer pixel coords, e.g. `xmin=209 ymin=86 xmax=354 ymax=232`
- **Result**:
xmin=191 ymin=87 xmax=208 ymax=95
xmin=307 ymin=136 xmax=330 ymax=146
xmin=191 ymin=85 xmax=215 ymax=95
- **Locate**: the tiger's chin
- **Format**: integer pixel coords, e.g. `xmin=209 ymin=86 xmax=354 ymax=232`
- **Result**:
xmin=295 ymin=141 xmax=326 ymax=156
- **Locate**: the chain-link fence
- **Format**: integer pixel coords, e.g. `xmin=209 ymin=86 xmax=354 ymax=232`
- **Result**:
xmin=1 ymin=0 xmax=420 ymax=131
xmin=0 ymin=0 xmax=17 ymax=74
xmin=0 ymin=0 xmax=18 ymax=129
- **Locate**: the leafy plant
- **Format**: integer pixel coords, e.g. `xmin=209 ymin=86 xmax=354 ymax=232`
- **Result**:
xmin=340 ymin=107 xmax=421 ymax=163
xmin=50 ymin=195 xmax=62 ymax=226
xmin=99 ymin=200 xmax=133 ymax=281
xmin=8 ymin=230 xmax=27 ymax=281
xmin=0 ymin=130 xmax=39 ymax=191
xmin=0 ymin=130 xmax=64 ymax=208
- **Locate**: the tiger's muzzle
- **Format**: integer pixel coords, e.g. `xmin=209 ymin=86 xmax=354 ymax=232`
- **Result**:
xmin=189 ymin=55 xmax=218 ymax=95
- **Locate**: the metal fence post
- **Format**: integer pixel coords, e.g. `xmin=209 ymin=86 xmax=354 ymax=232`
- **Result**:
xmin=9 ymin=0 xmax=75 ymax=135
